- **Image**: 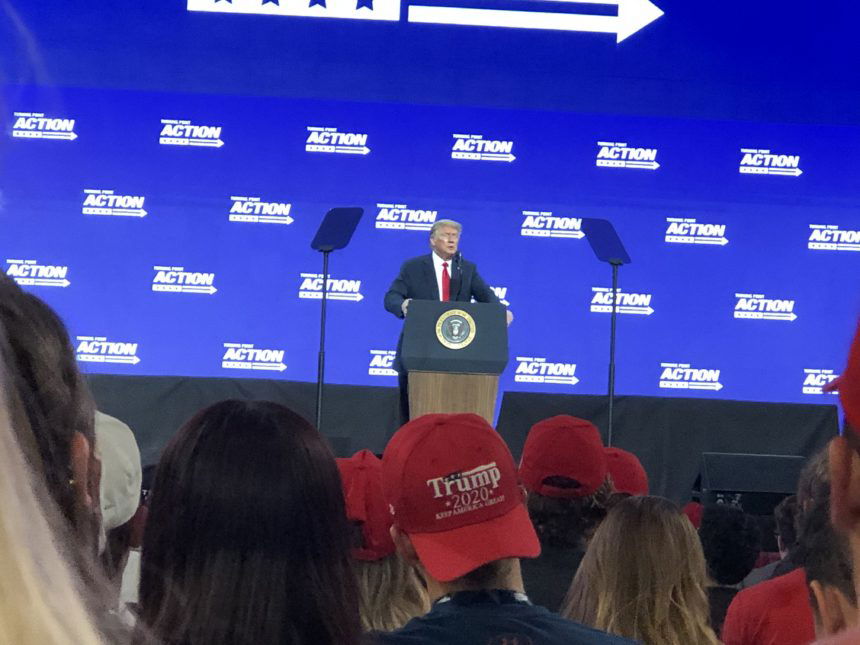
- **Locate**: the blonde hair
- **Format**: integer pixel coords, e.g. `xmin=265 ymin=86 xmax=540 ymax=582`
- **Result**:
xmin=354 ymin=554 xmax=429 ymax=632
xmin=0 ymin=349 xmax=105 ymax=643
xmin=562 ymin=496 xmax=718 ymax=645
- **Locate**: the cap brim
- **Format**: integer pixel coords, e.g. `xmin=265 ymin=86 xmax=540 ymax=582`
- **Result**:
xmin=407 ymin=503 xmax=540 ymax=583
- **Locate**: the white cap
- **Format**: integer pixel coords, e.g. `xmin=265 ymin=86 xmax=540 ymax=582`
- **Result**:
xmin=95 ymin=411 xmax=142 ymax=532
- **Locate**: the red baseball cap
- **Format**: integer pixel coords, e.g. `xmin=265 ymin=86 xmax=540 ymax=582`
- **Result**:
xmin=519 ymin=415 xmax=608 ymax=498
xmin=337 ymin=449 xmax=395 ymax=561
xmin=823 ymin=322 xmax=860 ymax=432
xmin=605 ymin=447 xmax=649 ymax=496
xmin=381 ymin=414 xmax=540 ymax=582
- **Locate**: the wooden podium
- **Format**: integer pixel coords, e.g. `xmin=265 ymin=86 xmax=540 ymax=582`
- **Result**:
xmin=402 ymin=300 xmax=508 ymax=424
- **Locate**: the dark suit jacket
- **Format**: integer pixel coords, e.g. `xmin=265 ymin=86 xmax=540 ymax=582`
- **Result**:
xmin=384 ymin=253 xmax=499 ymax=319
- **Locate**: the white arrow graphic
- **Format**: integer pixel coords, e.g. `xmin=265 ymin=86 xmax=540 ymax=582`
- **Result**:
xmin=408 ymin=0 xmax=664 ymax=43
xmin=83 ymin=208 xmax=147 ymax=218
xmin=14 ymin=130 xmax=78 ymax=140
xmin=740 ymin=167 xmax=802 ymax=177
xmin=735 ymin=311 xmax=797 ymax=322
xmin=692 ymin=237 xmax=729 ymax=246
xmin=77 ymin=355 xmax=141 ymax=365
xmin=15 ymin=277 xmax=70 ymax=287
xmin=592 ymin=304 xmax=655 ymax=315
xmin=299 ymin=291 xmax=364 ymax=302
xmin=334 ymin=145 xmax=371 ymax=155
xmin=597 ymin=159 xmax=660 ymax=170
xmin=222 ymin=361 xmax=287 ymax=372
xmin=152 ymin=284 xmax=217 ymax=295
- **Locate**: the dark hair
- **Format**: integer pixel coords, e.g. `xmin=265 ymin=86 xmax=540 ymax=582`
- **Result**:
xmin=526 ymin=478 xmax=613 ymax=549
xmin=802 ymin=497 xmax=855 ymax=609
xmin=0 ymin=278 xmax=96 ymax=535
xmin=698 ymin=504 xmax=762 ymax=586
xmin=774 ymin=495 xmax=799 ymax=552
xmin=797 ymin=448 xmax=830 ymax=510
xmin=138 ymin=400 xmax=361 ymax=645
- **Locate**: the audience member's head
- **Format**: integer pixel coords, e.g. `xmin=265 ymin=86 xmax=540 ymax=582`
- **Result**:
xmin=139 ymin=399 xmax=361 ymax=645
xmin=698 ymin=504 xmax=762 ymax=586
xmin=774 ymin=494 xmax=799 ymax=558
xmin=824 ymin=323 xmax=860 ymax=621
xmin=605 ymin=447 xmax=649 ymax=496
xmin=382 ymin=413 xmax=539 ymax=598
xmin=802 ymin=496 xmax=856 ymax=638
xmin=0 ymin=321 xmax=105 ymax=644
xmin=520 ymin=415 xmax=612 ymax=549
xmin=337 ymin=449 xmax=428 ymax=632
xmin=0 ymin=278 xmax=99 ymax=552
xmin=563 ymin=496 xmax=719 ymax=645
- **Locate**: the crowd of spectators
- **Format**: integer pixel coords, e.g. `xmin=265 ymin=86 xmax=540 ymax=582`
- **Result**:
xmin=0 ymin=270 xmax=858 ymax=644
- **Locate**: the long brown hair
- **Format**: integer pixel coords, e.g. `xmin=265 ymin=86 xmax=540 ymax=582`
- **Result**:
xmin=562 ymin=496 xmax=718 ymax=645
xmin=139 ymin=399 xmax=362 ymax=645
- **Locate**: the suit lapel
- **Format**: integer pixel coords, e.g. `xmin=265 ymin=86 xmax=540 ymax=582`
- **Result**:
xmin=423 ymin=254 xmax=439 ymax=300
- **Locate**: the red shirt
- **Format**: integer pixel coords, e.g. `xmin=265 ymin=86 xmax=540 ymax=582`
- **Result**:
xmin=722 ymin=568 xmax=815 ymax=645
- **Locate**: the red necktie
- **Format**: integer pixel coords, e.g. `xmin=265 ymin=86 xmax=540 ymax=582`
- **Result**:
xmin=442 ymin=262 xmax=451 ymax=301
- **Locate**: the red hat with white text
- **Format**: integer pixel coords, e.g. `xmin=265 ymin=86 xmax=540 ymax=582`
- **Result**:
xmin=381 ymin=414 xmax=540 ymax=582
xmin=337 ymin=449 xmax=395 ymax=561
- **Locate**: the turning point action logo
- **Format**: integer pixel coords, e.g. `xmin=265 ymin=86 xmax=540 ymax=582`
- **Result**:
xmin=808 ymin=225 xmax=860 ymax=252
xmin=305 ymin=127 xmax=370 ymax=155
xmin=596 ymin=141 xmax=659 ymax=170
xmin=76 ymin=337 xmax=140 ymax=366
xmin=515 ymin=357 xmax=579 ymax=386
xmin=82 ymin=189 xmax=147 ymax=218
xmin=802 ymin=369 xmax=839 ymax=395
xmin=375 ymin=203 xmax=437 ymax=231
xmin=739 ymin=149 xmax=802 ymax=177
xmin=451 ymin=134 xmax=516 ymax=162
xmin=520 ymin=211 xmax=584 ymax=239
xmin=368 ymin=350 xmax=397 ymax=376
xmin=152 ymin=266 xmax=218 ymax=295
xmin=590 ymin=287 xmax=654 ymax=316
xmin=5 ymin=259 xmax=70 ymax=288
xmin=298 ymin=273 xmax=364 ymax=301
xmin=12 ymin=112 xmax=77 ymax=141
xmin=229 ymin=196 xmax=294 ymax=224
xmin=159 ymin=119 xmax=224 ymax=147
xmin=221 ymin=343 xmax=287 ymax=372
xmin=659 ymin=363 xmax=723 ymax=391
xmin=665 ymin=218 xmax=728 ymax=246
xmin=734 ymin=294 xmax=797 ymax=322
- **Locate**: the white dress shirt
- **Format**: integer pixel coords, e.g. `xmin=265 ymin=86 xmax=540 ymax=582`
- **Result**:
xmin=432 ymin=251 xmax=453 ymax=301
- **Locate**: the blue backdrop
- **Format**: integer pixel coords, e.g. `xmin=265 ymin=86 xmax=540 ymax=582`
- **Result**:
xmin=1 ymin=0 xmax=858 ymax=405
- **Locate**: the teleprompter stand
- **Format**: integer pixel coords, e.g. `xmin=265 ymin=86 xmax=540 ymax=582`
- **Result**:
xmin=582 ymin=218 xmax=631 ymax=447
xmin=310 ymin=207 xmax=364 ymax=431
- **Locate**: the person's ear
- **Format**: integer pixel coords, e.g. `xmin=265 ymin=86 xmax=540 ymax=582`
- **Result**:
xmin=811 ymin=580 xmax=859 ymax=637
xmin=70 ymin=431 xmax=95 ymax=510
xmin=391 ymin=525 xmax=420 ymax=567
xmin=829 ymin=437 xmax=860 ymax=532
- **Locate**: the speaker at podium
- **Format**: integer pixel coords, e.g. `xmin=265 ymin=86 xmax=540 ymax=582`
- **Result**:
xmin=401 ymin=300 xmax=509 ymax=423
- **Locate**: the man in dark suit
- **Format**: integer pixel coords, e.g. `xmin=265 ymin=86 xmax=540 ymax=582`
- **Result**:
xmin=384 ymin=219 xmax=510 ymax=422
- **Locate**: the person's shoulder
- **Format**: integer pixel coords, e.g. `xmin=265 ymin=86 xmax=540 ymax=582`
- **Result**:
xmin=736 ymin=566 xmax=805 ymax=603
xmin=402 ymin=254 xmax=431 ymax=269
xmin=536 ymin=610 xmax=636 ymax=643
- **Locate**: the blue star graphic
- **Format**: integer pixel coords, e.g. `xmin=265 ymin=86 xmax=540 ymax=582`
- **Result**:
xmin=356 ymin=0 xmax=373 ymax=8
xmin=214 ymin=0 xmax=232 ymax=3
xmin=262 ymin=0 xmax=279 ymax=4
xmin=309 ymin=0 xmax=326 ymax=6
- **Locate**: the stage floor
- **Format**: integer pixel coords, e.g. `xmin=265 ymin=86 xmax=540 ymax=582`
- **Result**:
xmin=89 ymin=375 xmax=838 ymax=503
